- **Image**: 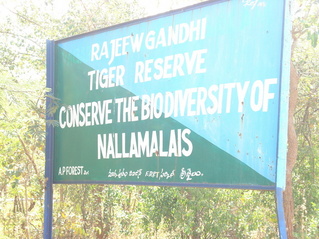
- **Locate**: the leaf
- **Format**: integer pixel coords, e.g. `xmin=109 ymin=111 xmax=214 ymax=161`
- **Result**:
xmin=307 ymin=31 xmax=319 ymax=48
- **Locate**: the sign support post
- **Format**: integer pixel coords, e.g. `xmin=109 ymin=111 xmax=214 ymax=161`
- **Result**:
xmin=44 ymin=40 xmax=55 ymax=239
xmin=276 ymin=187 xmax=287 ymax=238
xmin=276 ymin=0 xmax=291 ymax=237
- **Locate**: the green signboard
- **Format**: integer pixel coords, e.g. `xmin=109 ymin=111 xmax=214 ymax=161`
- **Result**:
xmin=52 ymin=0 xmax=289 ymax=189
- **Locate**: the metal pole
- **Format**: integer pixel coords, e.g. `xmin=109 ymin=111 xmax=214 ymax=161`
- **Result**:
xmin=276 ymin=187 xmax=288 ymax=239
xmin=276 ymin=0 xmax=291 ymax=238
xmin=44 ymin=39 xmax=55 ymax=239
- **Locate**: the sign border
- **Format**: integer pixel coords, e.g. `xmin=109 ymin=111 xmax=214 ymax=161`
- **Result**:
xmin=49 ymin=0 xmax=289 ymax=191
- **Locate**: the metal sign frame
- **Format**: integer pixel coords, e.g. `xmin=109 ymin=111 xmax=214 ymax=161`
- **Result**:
xmin=44 ymin=0 xmax=291 ymax=238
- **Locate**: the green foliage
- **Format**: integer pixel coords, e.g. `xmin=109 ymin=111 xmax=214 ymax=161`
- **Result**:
xmin=0 ymin=0 xmax=144 ymax=238
xmin=292 ymin=0 xmax=319 ymax=238
xmin=0 ymin=0 xmax=319 ymax=238
xmin=48 ymin=185 xmax=278 ymax=239
xmin=293 ymin=0 xmax=319 ymax=48
xmin=0 ymin=60 xmax=45 ymax=237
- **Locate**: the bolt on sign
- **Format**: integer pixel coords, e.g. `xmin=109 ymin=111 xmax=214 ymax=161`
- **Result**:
xmin=51 ymin=0 xmax=290 ymax=189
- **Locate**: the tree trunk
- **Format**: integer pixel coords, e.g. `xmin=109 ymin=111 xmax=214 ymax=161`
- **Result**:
xmin=283 ymin=61 xmax=299 ymax=238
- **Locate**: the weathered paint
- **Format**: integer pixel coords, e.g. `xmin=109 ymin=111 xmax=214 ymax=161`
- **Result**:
xmin=52 ymin=0 xmax=288 ymax=189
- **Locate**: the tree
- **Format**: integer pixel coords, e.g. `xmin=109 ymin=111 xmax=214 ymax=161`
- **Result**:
xmin=291 ymin=1 xmax=319 ymax=237
xmin=0 ymin=0 xmax=318 ymax=238
xmin=0 ymin=0 xmax=144 ymax=237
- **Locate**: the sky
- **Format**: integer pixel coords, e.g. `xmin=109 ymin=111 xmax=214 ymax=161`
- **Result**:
xmin=50 ymin=0 xmax=202 ymax=17
xmin=137 ymin=0 xmax=202 ymax=16
xmin=0 ymin=0 xmax=203 ymax=23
